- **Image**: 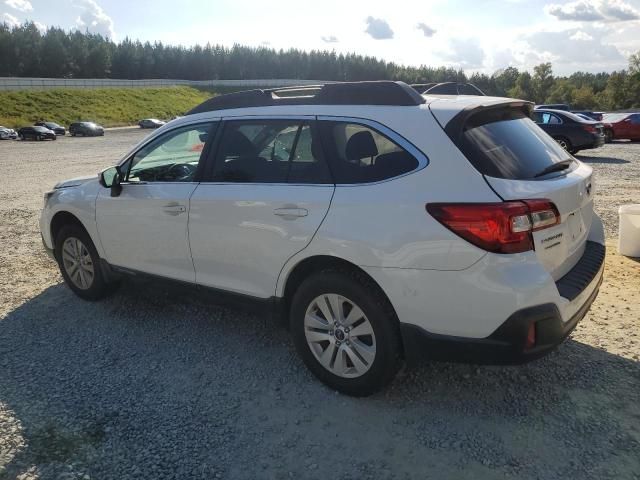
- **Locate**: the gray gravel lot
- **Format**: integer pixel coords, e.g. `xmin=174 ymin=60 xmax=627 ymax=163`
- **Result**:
xmin=0 ymin=131 xmax=639 ymax=480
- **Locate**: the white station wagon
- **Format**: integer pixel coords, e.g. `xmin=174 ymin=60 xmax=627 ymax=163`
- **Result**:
xmin=40 ymin=81 xmax=605 ymax=396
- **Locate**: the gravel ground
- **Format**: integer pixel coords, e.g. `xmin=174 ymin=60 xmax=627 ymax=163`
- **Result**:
xmin=0 ymin=132 xmax=639 ymax=480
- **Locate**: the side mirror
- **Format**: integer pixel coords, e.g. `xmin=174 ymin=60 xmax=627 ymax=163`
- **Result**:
xmin=99 ymin=166 xmax=123 ymax=197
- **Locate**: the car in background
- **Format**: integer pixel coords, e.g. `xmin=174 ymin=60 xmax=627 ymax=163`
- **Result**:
xmin=535 ymin=103 xmax=570 ymax=111
xmin=572 ymin=111 xmax=603 ymax=121
xmin=0 ymin=126 xmax=18 ymax=140
xmin=575 ymin=114 xmax=614 ymax=143
xmin=411 ymin=82 xmax=486 ymax=95
xmin=35 ymin=121 xmax=66 ymax=136
xmin=602 ymin=113 xmax=640 ymax=142
xmin=69 ymin=122 xmax=105 ymax=137
xmin=533 ymin=109 xmax=604 ymax=154
xmin=18 ymin=126 xmax=57 ymax=141
xmin=139 ymin=118 xmax=166 ymax=129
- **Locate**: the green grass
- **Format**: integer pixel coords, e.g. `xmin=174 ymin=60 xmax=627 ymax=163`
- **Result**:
xmin=0 ymin=86 xmax=213 ymax=129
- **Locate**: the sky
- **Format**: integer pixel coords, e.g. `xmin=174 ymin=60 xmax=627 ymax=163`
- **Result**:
xmin=2 ymin=0 xmax=640 ymax=75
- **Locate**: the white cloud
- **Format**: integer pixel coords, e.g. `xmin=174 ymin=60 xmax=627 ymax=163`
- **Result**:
xmin=364 ymin=16 xmax=394 ymax=40
xmin=416 ymin=22 xmax=436 ymax=37
xmin=4 ymin=0 xmax=31 ymax=12
xmin=545 ymin=0 xmax=639 ymax=22
xmin=569 ymin=30 xmax=594 ymax=40
xmin=599 ymin=0 xmax=640 ymax=20
xmin=441 ymin=38 xmax=486 ymax=68
xmin=34 ymin=20 xmax=46 ymax=32
xmin=321 ymin=35 xmax=339 ymax=43
xmin=525 ymin=26 xmax=625 ymax=70
xmin=2 ymin=12 xmax=19 ymax=27
xmin=74 ymin=0 xmax=115 ymax=38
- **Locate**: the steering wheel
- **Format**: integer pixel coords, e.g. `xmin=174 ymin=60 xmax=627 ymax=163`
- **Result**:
xmin=165 ymin=163 xmax=196 ymax=181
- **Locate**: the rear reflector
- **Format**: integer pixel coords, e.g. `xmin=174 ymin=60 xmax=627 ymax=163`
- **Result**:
xmin=525 ymin=323 xmax=536 ymax=350
xmin=426 ymin=199 xmax=560 ymax=254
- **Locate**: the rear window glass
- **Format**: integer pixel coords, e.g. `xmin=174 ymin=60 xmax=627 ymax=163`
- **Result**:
xmin=456 ymin=108 xmax=572 ymax=180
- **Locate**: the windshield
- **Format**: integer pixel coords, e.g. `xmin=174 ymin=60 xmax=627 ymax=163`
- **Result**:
xmin=455 ymin=108 xmax=572 ymax=180
xmin=45 ymin=122 xmax=60 ymax=128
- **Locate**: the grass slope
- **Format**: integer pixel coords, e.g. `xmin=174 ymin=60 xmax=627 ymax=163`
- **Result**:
xmin=0 ymin=86 xmax=212 ymax=129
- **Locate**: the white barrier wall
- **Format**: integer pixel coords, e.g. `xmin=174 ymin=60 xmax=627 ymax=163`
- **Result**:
xmin=0 ymin=78 xmax=332 ymax=91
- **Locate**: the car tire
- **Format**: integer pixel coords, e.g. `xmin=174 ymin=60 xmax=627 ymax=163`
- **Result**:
xmin=604 ymin=129 xmax=613 ymax=143
xmin=55 ymin=225 xmax=118 ymax=301
xmin=554 ymin=136 xmax=572 ymax=152
xmin=290 ymin=269 xmax=402 ymax=397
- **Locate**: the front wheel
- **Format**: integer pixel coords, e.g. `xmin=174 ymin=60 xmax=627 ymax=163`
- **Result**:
xmin=604 ymin=129 xmax=613 ymax=143
xmin=55 ymin=225 xmax=118 ymax=300
xmin=290 ymin=269 xmax=402 ymax=396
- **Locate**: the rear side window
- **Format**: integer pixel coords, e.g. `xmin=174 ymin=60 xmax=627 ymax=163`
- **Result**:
xmin=318 ymin=121 xmax=419 ymax=184
xmin=454 ymin=108 xmax=571 ymax=180
xmin=534 ymin=112 xmax=562 ymax=124
xmin=212 ymin=120 xmax=332 ymax=184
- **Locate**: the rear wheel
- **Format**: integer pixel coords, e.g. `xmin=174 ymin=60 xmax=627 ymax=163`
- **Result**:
xmin=55 ymin=225 xmax=117 ymax=300
xmin=554 ymin=136 xmax=572 ymax=153
xmin=290 ymin=269 xmax=402 ymax=396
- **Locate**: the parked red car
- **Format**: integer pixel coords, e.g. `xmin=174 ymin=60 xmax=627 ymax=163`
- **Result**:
xmin=602 ymin=113 xmax=640 ymax=142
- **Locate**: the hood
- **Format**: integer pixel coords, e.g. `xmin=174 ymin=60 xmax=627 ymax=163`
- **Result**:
xmin=54 ymin=175 xmax=98 ymax=189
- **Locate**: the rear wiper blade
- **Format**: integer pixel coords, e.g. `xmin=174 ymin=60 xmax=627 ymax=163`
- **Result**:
xmin=534 ymin=159 xmax=573 ymax=178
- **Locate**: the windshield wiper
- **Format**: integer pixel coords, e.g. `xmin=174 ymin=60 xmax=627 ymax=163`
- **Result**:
xmin=533 ymin=159 xmax=573 ymax=178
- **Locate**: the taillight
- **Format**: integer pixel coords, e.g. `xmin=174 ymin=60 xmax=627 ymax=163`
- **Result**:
xmin=426 ymin=200 xmax=560 ymax=254
xmin=582 ymin=125 xmax=598 ymax=134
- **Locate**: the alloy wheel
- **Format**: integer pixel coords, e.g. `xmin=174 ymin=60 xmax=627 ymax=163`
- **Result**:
xmin=61 ymin=237 xmax=95 ymax=290
xmin=304 ymin=294 xmax=376 ymax=378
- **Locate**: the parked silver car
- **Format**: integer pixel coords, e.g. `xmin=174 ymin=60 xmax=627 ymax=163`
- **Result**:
xmin=0 ymin=126 xmax=18 ymax=140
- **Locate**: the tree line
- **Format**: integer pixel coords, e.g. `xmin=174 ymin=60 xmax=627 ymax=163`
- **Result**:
xmin=1 ymin=22 xmax=639 ymax=110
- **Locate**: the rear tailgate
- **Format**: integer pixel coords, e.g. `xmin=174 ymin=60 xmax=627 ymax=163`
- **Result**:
xmin=485 ymin=166 xmax=594 ymax=280
xmin=431 ymin=99 xmax=595 ymax=281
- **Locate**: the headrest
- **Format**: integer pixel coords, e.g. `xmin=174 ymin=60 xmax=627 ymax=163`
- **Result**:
xmin=345 ymin=131 xmax=378 ymax=160
xmin=222 ymin=130 xmax=256 ymax=157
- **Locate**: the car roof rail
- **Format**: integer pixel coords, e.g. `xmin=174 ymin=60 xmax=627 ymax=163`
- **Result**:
xmin=411 ymin=82 xmax=486 ymax=96
xmin=186 ymin=81 xmax=426 ymax=115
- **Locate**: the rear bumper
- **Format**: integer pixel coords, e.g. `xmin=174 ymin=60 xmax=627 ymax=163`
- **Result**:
xmin=400 ymin=241 xmax=605 ymax=365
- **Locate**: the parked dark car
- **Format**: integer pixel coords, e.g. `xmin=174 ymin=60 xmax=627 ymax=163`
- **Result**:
xmin=35 ymin=121 xmax=66 ymax=135
xmin=0 ymin=126 xmax=18 ymax=140
xmin=138 ymin=118 xmax=166 ymax=129
xmin=571 ymin=111 xmax=603 ymax=121
xmin=533 ymin=109 xmax=604 ymax=154
xmin=535 ymin=103 xmax=570 ymax=111
xmin=18 ymin=126 xmax=57 ymax=141
xmin=602 ymin=113 xmax=640 ymax=142
xmin=69 ymin=122 xmax=105 ymax=137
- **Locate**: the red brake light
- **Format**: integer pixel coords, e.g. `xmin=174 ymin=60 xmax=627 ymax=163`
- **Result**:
xmin=582 ymin=125 xmax=597 ymax=134
xmin=426 ymin=200 xmax=560 ymax=254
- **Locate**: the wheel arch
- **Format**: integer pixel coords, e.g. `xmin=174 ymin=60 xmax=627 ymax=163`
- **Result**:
xmin=50 ymin=211 xmax=91 ymax=252
xmin=279 ymin=255 xmax=398 ymax=324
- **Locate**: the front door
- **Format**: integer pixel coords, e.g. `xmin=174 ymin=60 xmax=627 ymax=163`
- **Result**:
xmin=189 ymin=118 xmax=334 ymax=298
xmin=96 ymin=122 xmax=216 ymax=282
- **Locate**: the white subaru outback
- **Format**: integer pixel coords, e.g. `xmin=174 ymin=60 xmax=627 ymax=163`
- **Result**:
xmin=40 ymin=81 xmax=605 ymax=396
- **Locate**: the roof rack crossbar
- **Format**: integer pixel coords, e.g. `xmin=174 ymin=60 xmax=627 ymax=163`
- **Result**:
xmin=186 ymin=81 xmax=425 ymax=115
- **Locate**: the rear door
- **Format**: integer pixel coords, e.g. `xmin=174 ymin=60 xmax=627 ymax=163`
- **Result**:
xmin=438 ymin=105 xmax=594 ymax=280
xmin=188 ymin=117 xmax=334 ymax=298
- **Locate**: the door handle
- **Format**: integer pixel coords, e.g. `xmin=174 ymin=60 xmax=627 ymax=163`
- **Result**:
xmin=273 ymin=207 xmax=308 ymax=219
xmin=162 ymin=204 xmax=187 ymax=215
